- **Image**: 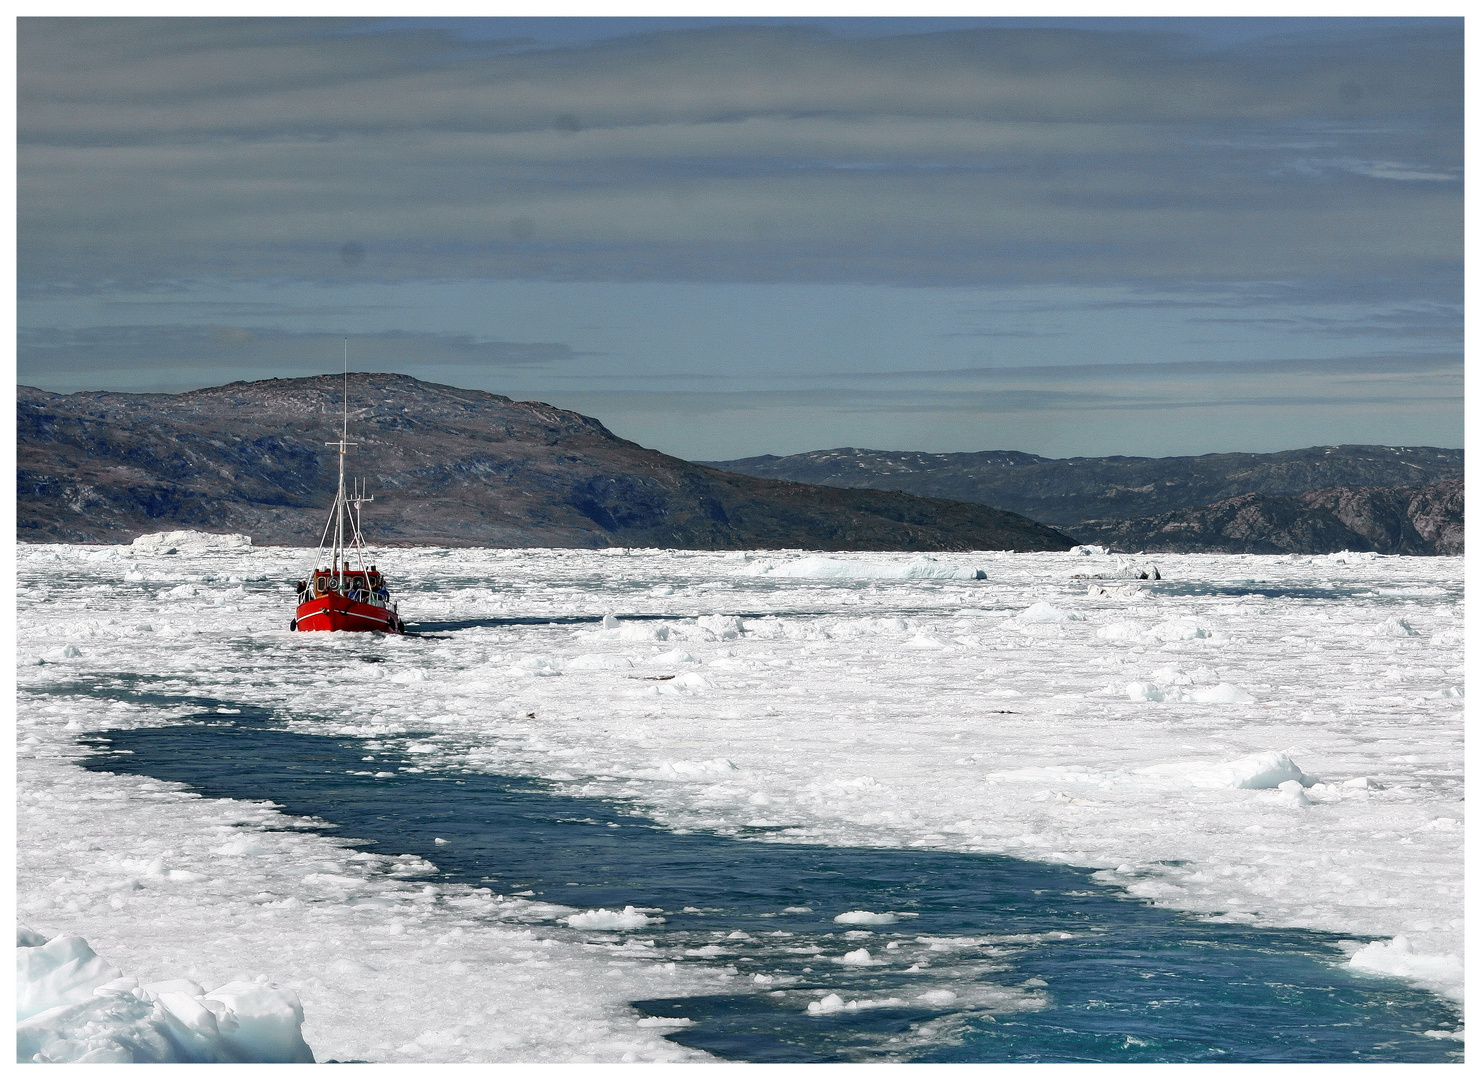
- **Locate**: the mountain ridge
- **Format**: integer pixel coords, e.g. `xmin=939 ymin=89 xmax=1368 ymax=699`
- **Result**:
xmin=17 ymin=375 xmax=1075 ymax=552
xmin=703 ymin=445 xmax=1463 ymax=554
xmin=702 ymin=445 xmax=1463 ymax=530
xmin=1071 ymin=477 xmax=1463 ymax=556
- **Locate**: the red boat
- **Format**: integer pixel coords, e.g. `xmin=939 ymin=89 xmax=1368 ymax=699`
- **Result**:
xmin=291 ymin=360 xmax=405 ymax=634
xmin=293 ymin=566 xmax=403 ymax=633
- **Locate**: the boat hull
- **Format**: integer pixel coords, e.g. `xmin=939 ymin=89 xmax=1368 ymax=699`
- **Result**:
xmin=294 ymin=595 xmax=403 ymax=633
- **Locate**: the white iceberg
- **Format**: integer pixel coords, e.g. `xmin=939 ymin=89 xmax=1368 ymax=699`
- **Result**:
xmin=16 ymin=927 xmax=313 ymax=1064
xmin=132 ymin=531 xmax=252 ymax=553
xmin=564 ymin=906 xmax=663 ymax=930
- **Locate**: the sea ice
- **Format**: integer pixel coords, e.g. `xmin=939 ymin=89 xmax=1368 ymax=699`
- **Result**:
xmin=16 ymin=927 xmax=313 ymax=1063
xmin=132 ymin=531 xmax=252 ymax=553
xmin=14 ymin=541 xmax=1465 ymax=1055
xmin=917 ymin=989 xmax=958 ymax=1006
xmin=696 ymin=615 xmax=745 ymax=639
xmin=567 ymin=654 xmax=634 ymax=671
xmin=1146 ymin=619 xmax=1211 ymax=641
xmin=1136 ymin=751 xmax=1310 ymax=790
xmin=1015 ymin=602 xmax=1084 ymax=623
xmin=1125 ymin=681 xmax=1253 ymax=704
xmin=743 ymin=555 xmax=985 ymax=580
xmin=1349 ymin=936 xmax=1464 ymax=1002
xmin=564 ymin=907 xmax=664 ymax=931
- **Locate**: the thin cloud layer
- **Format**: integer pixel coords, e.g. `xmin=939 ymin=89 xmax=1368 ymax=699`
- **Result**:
xmin=17 ymin=325 xmax=584 ymax=378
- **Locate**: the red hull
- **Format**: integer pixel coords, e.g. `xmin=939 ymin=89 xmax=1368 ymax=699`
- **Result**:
xmin=294 ymin=594 xmax=403 ymax=633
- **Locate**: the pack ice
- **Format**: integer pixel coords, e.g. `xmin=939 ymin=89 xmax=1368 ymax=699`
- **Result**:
xmin=15 ymin=542 xmax=1466 ymax=1060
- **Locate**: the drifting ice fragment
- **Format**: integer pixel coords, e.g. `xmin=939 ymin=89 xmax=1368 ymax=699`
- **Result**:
xmin=1348 ymin=935 xmax=1464 ymax=1000
xmin=567 ymin=653 xmax=633 ymax=670
xmin=564 ymin=906 xmax=664 ymax=930
xmin=697 ymin=615 xmax=745 ymax=639
xmin=1137 ymin=751 xmax=1310 ymax=790
xmin=1016 ymin=603 xmax=1084 ymax=623
xmin=15 ymin=927 xmax=313 ymax=1063
xmin=1371 ymin=617 xmax=1420 ymax=638
xmin=917 ymin=989 xmax=959 ymax=1006
xmin=1125 ymin=681 xmax=1252 ymax=704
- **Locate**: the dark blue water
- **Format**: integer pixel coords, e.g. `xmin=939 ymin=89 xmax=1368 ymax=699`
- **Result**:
xmin=1146 ymin=583 xmax=1451 ymax=602
xmin=80 ymin=714 xmax=1460 ymax=1063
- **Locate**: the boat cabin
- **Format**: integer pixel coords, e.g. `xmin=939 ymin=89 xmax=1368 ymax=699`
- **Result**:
xmin=298 ymin=566 xmax=391 ymax=605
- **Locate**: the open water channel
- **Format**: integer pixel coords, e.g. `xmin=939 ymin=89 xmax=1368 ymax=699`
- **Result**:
xmin=82 ymin=707 xmax=1460 ymax=1064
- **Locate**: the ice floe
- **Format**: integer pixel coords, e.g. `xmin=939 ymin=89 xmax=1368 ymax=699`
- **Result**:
xmin=566 ymin=654 xmax=634 ymax=671
xmin=1135 ymin=751 xmax=1310 ymax=790
xmin=1349 ymin=936 xmax=1464 ymax=1002
xmin=17 ymin=927 xmax=313 ymax=1063
xmin=1124 ymin=681 xmax=1254 ymax=704
xmin=564 ymin=907 xmax=664 ymax=931
xmin=1014 ymin=602 xmax=1084 ymax=623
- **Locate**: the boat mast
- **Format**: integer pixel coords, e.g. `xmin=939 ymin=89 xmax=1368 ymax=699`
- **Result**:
xmin=328 ymin=339 xmax=355 ymax=590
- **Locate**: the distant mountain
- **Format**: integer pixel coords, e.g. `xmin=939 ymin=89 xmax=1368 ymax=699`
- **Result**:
xmin=16 ymin=375 xmax=1075 ymax=552
xmin=1071 ymin=477 xmax=1463 ymax=556
xmin=703 ymin=445 xmax=1463 ymax=530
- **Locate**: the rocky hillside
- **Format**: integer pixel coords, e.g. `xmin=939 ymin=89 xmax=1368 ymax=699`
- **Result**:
xmin=1071 ymin=477 xmax=1463 ymax=556
xmin=704 ymin=445 xmax=1463 ymax=530
xmin=17 ymin=375 xmax=1075 ymax=551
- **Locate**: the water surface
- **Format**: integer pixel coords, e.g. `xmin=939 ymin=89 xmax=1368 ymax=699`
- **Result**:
xmin=79 ymin=714 xmax=1460 ymax=1063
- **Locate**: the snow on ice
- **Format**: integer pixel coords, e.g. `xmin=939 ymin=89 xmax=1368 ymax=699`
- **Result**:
xmin=742 ymin=554 xmax=986 ymax=580
xmin=14 ymin=542 xmax=1466 ymax=1060
xmin=17 ymin=926 xmax=313 ymax=1063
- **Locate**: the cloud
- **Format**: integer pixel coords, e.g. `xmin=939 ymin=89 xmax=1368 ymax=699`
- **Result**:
xmin=543 ymin=350 xmax=1460 ymax=414
xmin=17 ymin=18 xmax=1461 ymax=291
xmin=802 ymin=351 xmax=1462 ymax=383
xmin=16 ymin=324 xmax=587 ymax=379
xmin=1334 ymin=159 xmax=1461 ymax=183
xmin=1188 ymin=305 xmax=1461 ymax=341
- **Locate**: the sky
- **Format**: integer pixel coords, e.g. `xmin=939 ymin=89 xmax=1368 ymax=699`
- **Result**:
xmin=15 ymin=14 xmax=1463 ymax=460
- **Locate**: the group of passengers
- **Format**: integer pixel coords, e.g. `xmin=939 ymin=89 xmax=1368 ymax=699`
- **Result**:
xmin=296 ymin=566 xmax=391 ymax=606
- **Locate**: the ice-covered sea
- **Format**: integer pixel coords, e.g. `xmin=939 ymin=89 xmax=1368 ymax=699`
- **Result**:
xmin=16 ymin=540 xmax=1465 ymax=1061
